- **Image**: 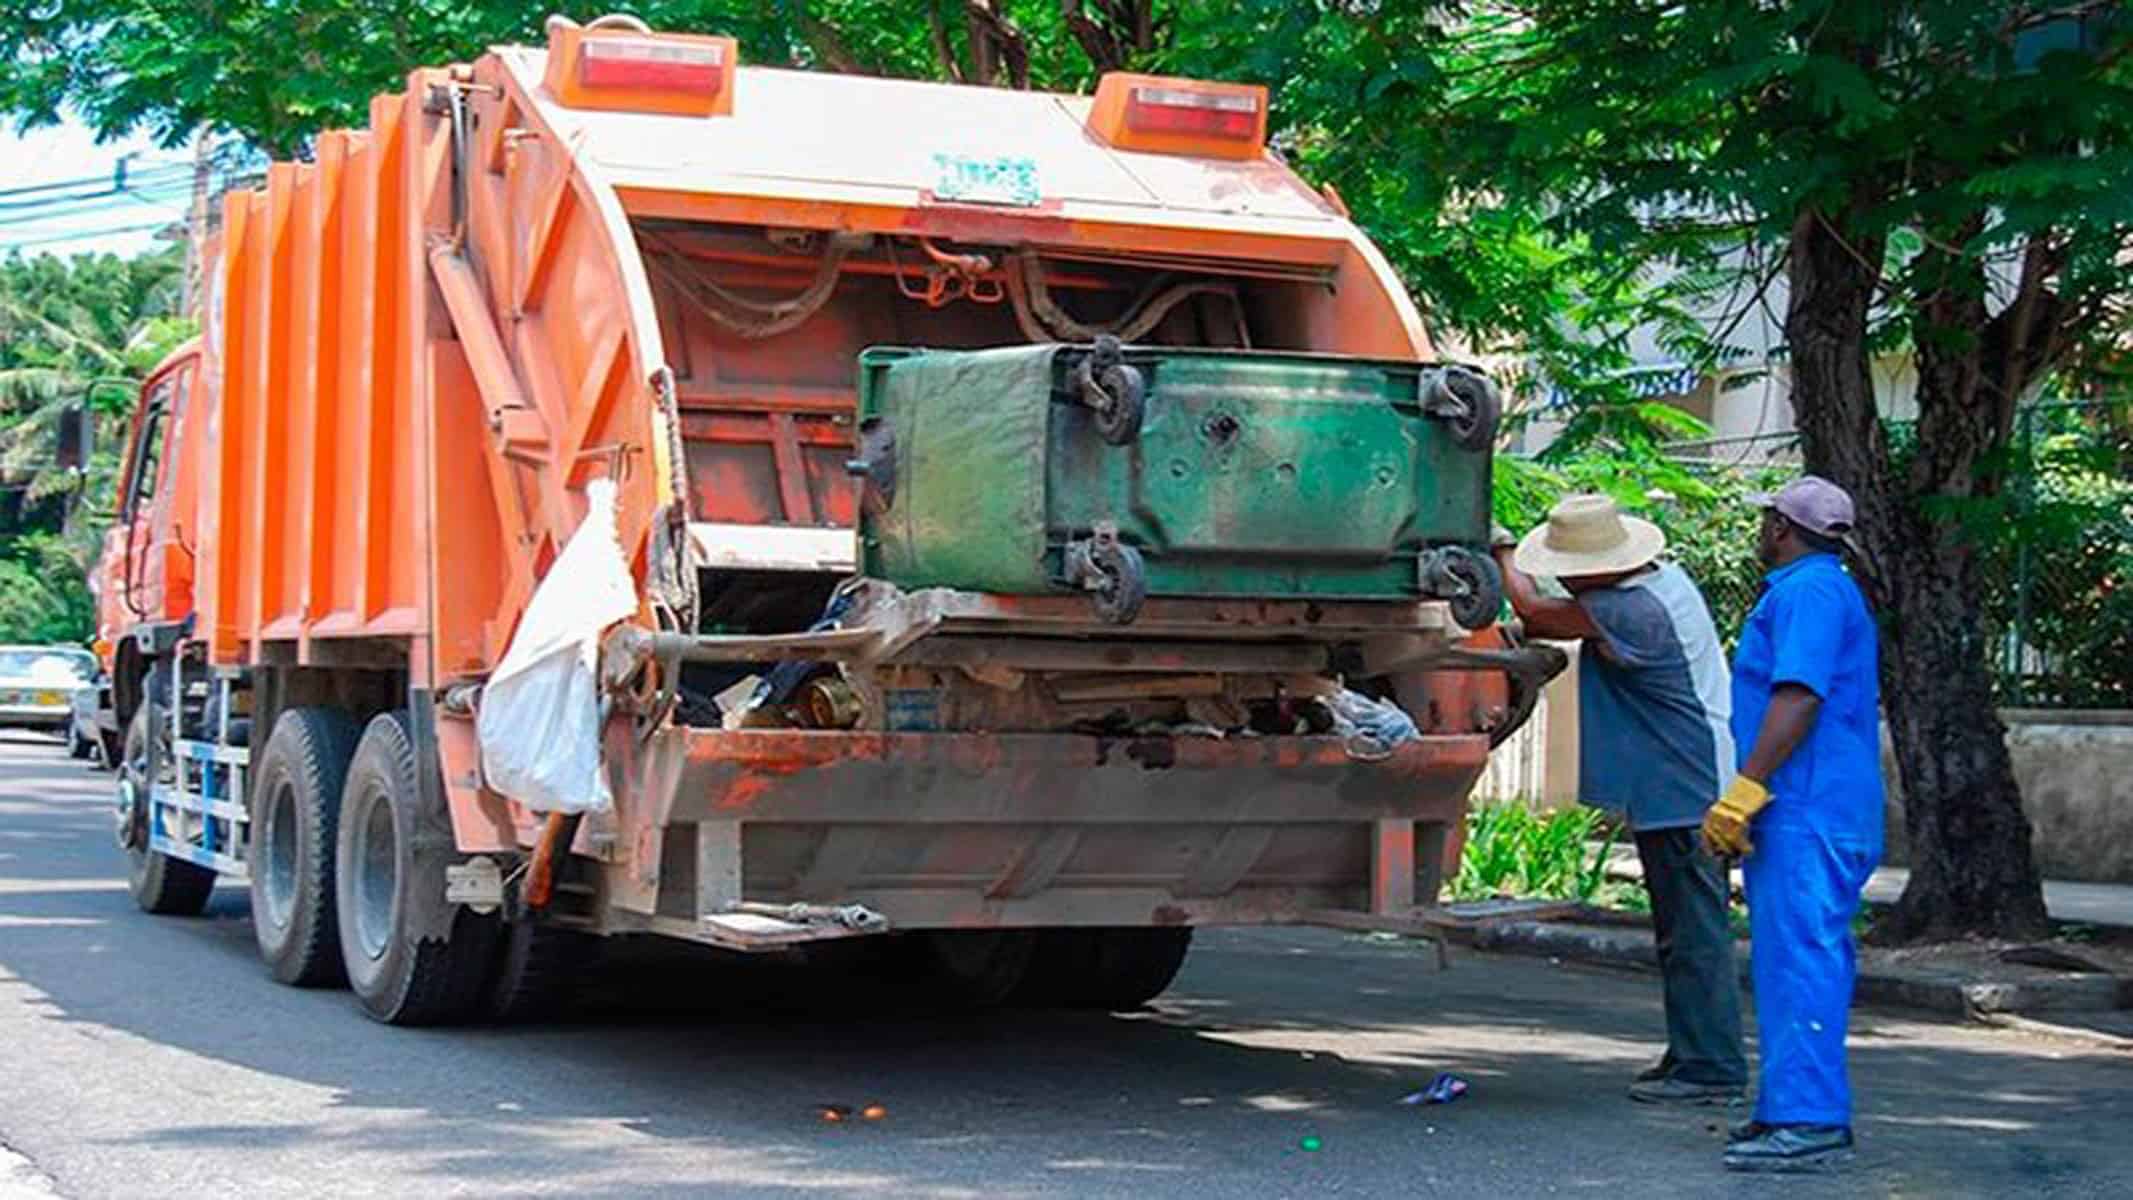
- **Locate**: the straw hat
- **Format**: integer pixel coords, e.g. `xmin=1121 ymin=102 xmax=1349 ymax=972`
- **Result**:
xmin=1511 ymin=494 xmax=1666 ymax=579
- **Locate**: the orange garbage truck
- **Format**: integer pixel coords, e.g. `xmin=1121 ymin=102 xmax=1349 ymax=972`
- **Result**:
xmin=93 ymin=14 xmax=1562 ymax=1024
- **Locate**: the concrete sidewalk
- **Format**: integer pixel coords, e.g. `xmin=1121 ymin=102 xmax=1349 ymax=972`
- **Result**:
xmin=1605 ymin=845 xmax=2133 ymax=929
xmin=1863 ymin=866 xmax=2133 ymax=929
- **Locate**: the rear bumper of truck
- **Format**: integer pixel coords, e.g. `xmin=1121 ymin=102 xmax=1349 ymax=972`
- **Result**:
xmin=601 ymin=728 xmax=1486 ymax=940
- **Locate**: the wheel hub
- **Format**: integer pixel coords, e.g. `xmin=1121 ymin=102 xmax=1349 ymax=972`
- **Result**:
xmin=352 ymin=790 xmax=399 ymax=960
xmin=114 ymin=774 xmax=142 ymax=850
xmin=260 ymin=780 xmax=299 ymax=929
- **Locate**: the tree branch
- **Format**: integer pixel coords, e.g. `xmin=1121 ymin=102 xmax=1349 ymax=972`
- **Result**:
xmin=927 ymin=1 xmax=965 ymax=82
xmin=797 ymin=12 xmax=865 ymax=74
xmin=964 ymin=1 xmax=1030 ymax=88
xmin=1990 ymin=233 xmax=2058 ymax=439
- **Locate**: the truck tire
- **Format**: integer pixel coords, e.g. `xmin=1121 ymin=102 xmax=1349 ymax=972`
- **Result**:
xmin=483 ymin=919 xmax=598 ymax=1023
xmin=248 ymin=707 xmax=361 ymax=987
xmin=1015 ymin=927 xmax=1193 ymax=1011
xmin=910 ymin=930 xmax=1035 ymax=1009
xmin=335 ymin=711 xmax=496 ymax=1025
xmin=120 ymin=706 xmax=218 ymax=917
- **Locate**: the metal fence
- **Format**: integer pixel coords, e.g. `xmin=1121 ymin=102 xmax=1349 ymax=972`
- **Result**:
xmin=1979 ymin=401 xmax=2133 ymax=707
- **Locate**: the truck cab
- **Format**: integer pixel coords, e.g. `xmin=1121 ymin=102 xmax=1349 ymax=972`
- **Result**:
xmin=91 ymin=344 xmax=205 ymax=751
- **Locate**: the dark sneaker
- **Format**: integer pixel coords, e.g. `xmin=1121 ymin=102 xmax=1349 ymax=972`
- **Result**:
xmin=1628 ymin=1077 xmax=1744 ymax=1106
xmin=1723 ymin=1124 xmax=1855 ymax=1173
xmin=1634 ymin=1052 xmax=1678 ymax=1084
xmin=1729 ymin=1118 xmax=1769 ymax=1142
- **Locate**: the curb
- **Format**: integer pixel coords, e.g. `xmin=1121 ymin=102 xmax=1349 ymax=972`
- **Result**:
xmin=1855 ymin=970 xmax=2131 ymax=1017
xmin=1969 ymin=1011 xmax=2133 ymax=1052
xmin=1454 ymin=919 xmax=2132 ymax=1018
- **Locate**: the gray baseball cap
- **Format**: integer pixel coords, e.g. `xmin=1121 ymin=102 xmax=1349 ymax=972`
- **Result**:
xmin=1748 ymin=475 xmax=1856 ymax=538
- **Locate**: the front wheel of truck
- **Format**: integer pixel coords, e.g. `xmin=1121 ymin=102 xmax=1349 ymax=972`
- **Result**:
xmin=335 ymin=711 xmax=496 ymax=1025
xmin=120 ymin=705 xmax=217 ymax=916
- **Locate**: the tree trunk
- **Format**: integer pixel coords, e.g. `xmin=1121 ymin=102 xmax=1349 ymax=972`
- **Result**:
xmin=1783 ymin=209 xmax=2050 ymax=943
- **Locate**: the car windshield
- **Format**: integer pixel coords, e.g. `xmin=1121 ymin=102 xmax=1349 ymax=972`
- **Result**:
xmin=0 ymin=649 xmax=96 ymax=682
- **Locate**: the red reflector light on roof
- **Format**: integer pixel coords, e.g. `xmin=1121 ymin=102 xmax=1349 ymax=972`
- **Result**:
xmin=578 ymin=37 xmax=725 ymax=93
xmin=1087 ymin=73 xmax=1268 ymax=160
xmin=543 ymin=18 xmax=738 ymax=117
xmin=1125 ymin=86 xmax=1260 ymax=139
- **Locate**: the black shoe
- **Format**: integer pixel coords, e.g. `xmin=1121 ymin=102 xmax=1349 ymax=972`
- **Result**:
xmin=1628 ymin=1076 xmax=1743 ymax=1106
xmin=1723 ymin=1124 xmax=1855 ymax=1173
xmin=1728 ymin=1118 xmax=1768 ymax=1142
xmin=1634 ymin=1052 xmax=1678 ymax=1084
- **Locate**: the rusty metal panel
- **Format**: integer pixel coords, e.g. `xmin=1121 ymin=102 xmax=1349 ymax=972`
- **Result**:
xmin=603 ymin=728 xmax=1482 ymax=928
xmin=653 ymin=728 xmax=1486 ymax=826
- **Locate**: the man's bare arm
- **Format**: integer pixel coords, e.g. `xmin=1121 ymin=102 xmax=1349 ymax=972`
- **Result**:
xmin=1492 ymin=545 xmax=1602 ymax=641
xmin=1738 ymin=684 xmax=1821 ymax=784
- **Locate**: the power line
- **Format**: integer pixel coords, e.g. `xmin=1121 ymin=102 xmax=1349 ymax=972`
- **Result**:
xmin=0 ymin=160 xmax=193 ymax=201
xmin=0 ymin=218 xmax=178 ymax=250
xmin=0 ymin=184 xmax=197 ymax=227
xmin=0 ymin=183 xmax=196 ymax=218
xmin=0 ymin=169 xmax=197 ymax=213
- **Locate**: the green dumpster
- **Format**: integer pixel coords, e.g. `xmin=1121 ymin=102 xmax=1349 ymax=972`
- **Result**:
xmin=852 ymin=339 xmax=1502 ymax=625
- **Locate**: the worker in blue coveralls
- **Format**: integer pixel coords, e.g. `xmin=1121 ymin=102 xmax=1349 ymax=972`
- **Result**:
xmin=1701 ymin=475 xmax=1883 ymax=1174
xmin=1494 ymin=494 xmax=1747 ymax=1108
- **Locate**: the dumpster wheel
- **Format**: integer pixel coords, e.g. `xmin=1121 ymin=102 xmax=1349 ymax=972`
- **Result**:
xmin=1066 ymin=522 xmax=1148 ymax=625
xmin=1075 ymin=334 xmax=1147 ymax=445
xmin=1421 ymin=545 xmax=1505 ymax=631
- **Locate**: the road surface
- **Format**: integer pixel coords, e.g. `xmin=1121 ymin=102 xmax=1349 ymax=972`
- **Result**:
xmin=0 ymin=732 xmax=2126 ymax=1198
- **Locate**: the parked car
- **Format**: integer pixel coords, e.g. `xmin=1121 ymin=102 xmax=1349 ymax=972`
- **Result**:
xmin=0 ymin=647 xmax=101 ymax=744
xmin=67 ymin=673 xmax=112 ymax=763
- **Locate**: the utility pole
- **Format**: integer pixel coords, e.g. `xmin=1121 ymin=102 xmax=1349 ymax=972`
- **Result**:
xmin=180 ymin=127 xmax=213 ymax=318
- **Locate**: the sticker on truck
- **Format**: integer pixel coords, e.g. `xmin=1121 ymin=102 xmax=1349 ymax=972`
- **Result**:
xmin=930 ymin=153 xmax=1042 ymax=207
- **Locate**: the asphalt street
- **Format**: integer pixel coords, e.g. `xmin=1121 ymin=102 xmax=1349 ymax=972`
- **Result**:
xmin=0 ymin=731 xmax=2127 ymax=1199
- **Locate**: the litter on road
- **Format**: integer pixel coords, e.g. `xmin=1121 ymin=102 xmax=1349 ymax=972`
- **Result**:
xmin=1399 ymin=1072 xmax=1471 ymax=1106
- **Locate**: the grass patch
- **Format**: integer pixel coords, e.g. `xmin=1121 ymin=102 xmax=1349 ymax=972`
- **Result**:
xmin=1449 ymin=801 xmax=1618 ymax=904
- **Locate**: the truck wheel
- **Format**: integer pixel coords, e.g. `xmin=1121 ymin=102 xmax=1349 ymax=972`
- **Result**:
xmin=248 ymin=708 xmax=361 ymax=987
xmin=911 ymin=930 xmax=1035 ymax=1009
xmin=1016 ymin=928 xmax=1193 ymax=1010
xmin=483 ymin=919 xmax=598 ymax=1023
xmin=335 ymin=711 xmax=496 ymax=1025
xmin=120 ymin=706 xmax=217 ymax=916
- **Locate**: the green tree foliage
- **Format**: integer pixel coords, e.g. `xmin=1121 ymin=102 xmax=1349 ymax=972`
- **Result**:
xmin=1379 ymin=1 xmax=2133 ymax=941
xmin=0 ymin=2 xmax=1103 ymax=156
xmin=0 ymin=246 xmax=190 ymax=643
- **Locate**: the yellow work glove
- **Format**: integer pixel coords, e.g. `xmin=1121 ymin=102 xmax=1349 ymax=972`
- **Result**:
xmin=1700 ymin=775 xmax=1771 ymax=859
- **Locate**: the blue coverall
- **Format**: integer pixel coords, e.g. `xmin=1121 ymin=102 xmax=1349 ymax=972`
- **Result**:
xmin=1730 ymin=552 xmax=1884 ymax=1129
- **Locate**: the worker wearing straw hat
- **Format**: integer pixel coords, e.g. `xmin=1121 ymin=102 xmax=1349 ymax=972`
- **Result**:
xmin=1493 ymin=495 xmax=1746 ymax=1106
